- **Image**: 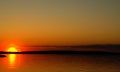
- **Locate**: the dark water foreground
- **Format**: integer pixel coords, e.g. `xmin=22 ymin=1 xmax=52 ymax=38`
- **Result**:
xmin=0 ymin=53 xmax=120 ymax=72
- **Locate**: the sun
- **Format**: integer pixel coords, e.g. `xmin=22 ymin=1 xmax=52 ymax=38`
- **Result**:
xmin=7 ymin=44 xmax=19 ymax=52
xmin=7 ymin=47 xmax=18 ymax=52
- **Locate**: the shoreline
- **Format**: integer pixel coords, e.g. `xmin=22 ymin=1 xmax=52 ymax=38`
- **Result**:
xmin=0 ymin=51 xmax=120 ymax=55
xmin=0 ymin=54 xmax=6 ymax=57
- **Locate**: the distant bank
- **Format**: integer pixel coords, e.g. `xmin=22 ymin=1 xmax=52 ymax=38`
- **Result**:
xmin=0 ymin=54 xmax=6 ymax=57
xmin=0 ymin=51 xmax=120 ymax=55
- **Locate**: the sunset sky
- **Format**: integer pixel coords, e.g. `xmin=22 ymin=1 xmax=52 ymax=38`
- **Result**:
xmin=0 ymin=0 xmax=120 ymax=46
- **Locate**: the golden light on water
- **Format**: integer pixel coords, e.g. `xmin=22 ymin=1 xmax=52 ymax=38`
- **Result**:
xmin=8 ymin=54 xmax=16 ymax=68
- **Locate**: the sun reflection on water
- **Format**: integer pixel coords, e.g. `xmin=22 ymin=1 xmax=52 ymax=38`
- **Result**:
xmin=2 ymin=54 xmax=22 ymax=69
xmin=7 ymin=54 xmax=21 ymax=69
xmin=8 ymin=54 xmax=16 ymax=68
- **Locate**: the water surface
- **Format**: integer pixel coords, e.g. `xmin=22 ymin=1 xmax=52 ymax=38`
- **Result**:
xmin=0 ymin=54 xmax=120 ymax=72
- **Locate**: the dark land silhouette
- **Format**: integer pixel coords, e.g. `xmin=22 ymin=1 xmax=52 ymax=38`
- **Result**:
xmin=0 ymin=54 xmax=6 ymax=57
xmin=0 ymin=44 xmax=120 ymax=56
xmin=0 ymin=51 xmax=120 ymax=55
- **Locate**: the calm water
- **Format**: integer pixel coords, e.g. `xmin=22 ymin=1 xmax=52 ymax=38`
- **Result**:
xmin=0 ymin=54 xmax=120 ymax=72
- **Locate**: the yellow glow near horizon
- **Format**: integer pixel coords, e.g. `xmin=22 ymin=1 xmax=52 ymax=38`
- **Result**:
xmin=7 ymin=47 xmax=18 ymax=52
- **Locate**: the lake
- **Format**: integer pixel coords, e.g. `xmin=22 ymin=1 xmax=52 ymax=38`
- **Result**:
xmin=0 ymin=54 xmax=120 ymax=72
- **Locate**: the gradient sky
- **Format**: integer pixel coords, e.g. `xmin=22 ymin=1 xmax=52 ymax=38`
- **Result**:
xmin=0 ymin=0 xmax=120 ymax=46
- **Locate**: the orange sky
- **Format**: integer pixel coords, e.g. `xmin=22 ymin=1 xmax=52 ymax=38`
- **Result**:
xmin=0 ymin=0 xmax=120 ymax=46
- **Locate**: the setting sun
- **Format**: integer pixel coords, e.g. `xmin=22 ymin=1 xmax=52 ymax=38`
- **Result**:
xmin=7 ymin=47 xmax=18 ymax=52
xmin=6 ymin=44 xmax=20 ymax=52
